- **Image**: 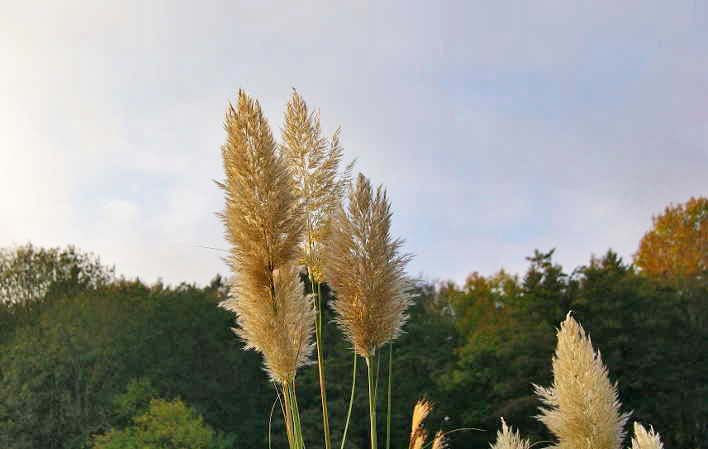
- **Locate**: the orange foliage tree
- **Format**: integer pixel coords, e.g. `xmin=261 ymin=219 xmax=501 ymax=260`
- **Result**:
xmin=635 ymin=196 xmax=707 ymax=279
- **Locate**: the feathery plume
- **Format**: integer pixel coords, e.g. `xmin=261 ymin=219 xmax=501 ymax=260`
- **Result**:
xmin=323 ymin=173 xmax=412 ymax=357
xmin=490 ymin=419 xmax=531 ymax=449
xmin=431 ymin=430 xmax=447 ymax=449
xmin=534 ymin=313 xmax=630 ymax=449
xmin=411 ymin=433 xmax=426 ymax=449
xmin=281 ymin=89 xmax=351 ymax=283
xmin=409 ymin=400 xmax=432 ymax=449
xmin=410 ymin=399 xmax=433 ymax=445
xmin=631 ymin=422 xmax=664 ymax=449
xmin=219 ymin=90 xmax=314 ymax=384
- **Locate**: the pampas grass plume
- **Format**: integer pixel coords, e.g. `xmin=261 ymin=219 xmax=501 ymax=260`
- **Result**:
xmin=219 ymin=90 xmax=314 ymax=384
xmin=323 ymin=173 xmax=412 ymax=358
xmin=534 ymin=313 xmax=630 ymax=449
xmin=281 ymin=90 xmax=351 ymax=283
xmin=490 ymin=419 xmax=531 ymax=449
xmin=431 ymin=430 xmax=447 ymax=449
xmin=631 ymin=422 xmax=664 ymax=449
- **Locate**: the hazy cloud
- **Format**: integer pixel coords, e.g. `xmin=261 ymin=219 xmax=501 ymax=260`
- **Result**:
xmin=1 ymin=1 xmax=706 ymax=284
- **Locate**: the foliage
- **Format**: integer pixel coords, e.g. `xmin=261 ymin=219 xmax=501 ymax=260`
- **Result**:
xmin=0 ymin=278 xmax=270 ymax=449
xmin=440 ymin=249 xmax=707 ymax=449
xmin=1 ymin=187 xmax=706 ymax=449
xmin=92 ymin=398 xmax=234 ymax=449
xmin=635 ymin=196 xmax=707 ymax=279
xmin=0 ymin=243 xmax=112 ymax=306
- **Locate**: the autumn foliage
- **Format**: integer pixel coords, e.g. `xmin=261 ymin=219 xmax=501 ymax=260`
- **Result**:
xmin=635 ymin=196 xmax=707 ymax=279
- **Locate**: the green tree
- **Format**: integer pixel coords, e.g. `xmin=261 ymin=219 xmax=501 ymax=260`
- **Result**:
xmin=574 ymin=251 xmax=707 ymax=449
xmin=0 ymin=244 xmax=113 ymax=306
xmin=0 ymin=279 xmax=270 ymax=449
xmin=92 ymin=398 xmax=233 ymax=449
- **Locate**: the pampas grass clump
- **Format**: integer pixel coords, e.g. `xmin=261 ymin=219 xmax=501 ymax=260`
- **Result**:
xmin=216 ymin=88 xmax=669 ymax=449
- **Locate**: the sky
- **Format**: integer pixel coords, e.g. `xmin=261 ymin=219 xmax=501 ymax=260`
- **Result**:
xmin=1 ymin=1 xmax=706 ymax=285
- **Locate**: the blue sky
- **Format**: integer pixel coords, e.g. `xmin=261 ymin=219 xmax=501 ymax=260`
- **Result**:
xmin=1 ymin=1 xmax=706 ymax=285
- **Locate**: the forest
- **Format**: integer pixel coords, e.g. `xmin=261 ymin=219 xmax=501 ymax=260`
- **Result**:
xmin=0 ymin=196 xmax=705 ymax=449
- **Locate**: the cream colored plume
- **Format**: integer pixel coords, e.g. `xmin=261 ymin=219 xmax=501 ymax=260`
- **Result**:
xmin=323 ymin=173 xmax=412 ymax=358
xmin=490 ymin=419 xmax=531 ymax=449
xmin=281 ymin=89 xmax=351 ymax=283
xmin=219 ymin=90 xmax=314 ymax=384
xmin=631 ymin=422 xmax=664 ymax=449
xmin=534 ymin=313 xmax=630 ymax=449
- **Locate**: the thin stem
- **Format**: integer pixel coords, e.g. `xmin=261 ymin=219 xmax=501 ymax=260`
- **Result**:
xmin=419 ymin=428 xmax=486 ymax=449
xmin=366 ymin=355 xmax=379 ymax=449
xmin=281 ymin=383 xmax=295 ymax=449
xmin=374 ymin=350 xmax=381 ymax=404
xmin=268 ymin=396 xmax=278 ymax=449
xmin=339 ymin=352 xmax=357 ymax=449
xmin=311 ymin=275 xmax=332 ymax=449
xmin=385 ymin=342 xmax=393 ymax=449
xmin=290 ymin=380 xmax=306 ymax=449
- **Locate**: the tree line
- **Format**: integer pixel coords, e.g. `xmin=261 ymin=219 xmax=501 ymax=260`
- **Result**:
xmin=0 ymin=197 xmax=705 ymax=449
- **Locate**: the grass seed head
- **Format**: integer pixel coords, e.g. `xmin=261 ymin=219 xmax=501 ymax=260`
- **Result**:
xmin=219 ymin=90 xmax=313 ymax=384
xmin=323 ymin=173 xmax=412 ymax=357
xmin=534 ymin=313 xmax=630 ymax=449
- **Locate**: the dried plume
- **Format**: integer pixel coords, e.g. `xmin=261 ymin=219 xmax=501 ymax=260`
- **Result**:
xmin=534 ymin=313 xmax=630 ymax=449
xmin=409 ymin=400 xmax=432 ymax=449
xmin=281 ymin=90 xmax=352 ymax=283
xmin=219 ymin=90 xmax=314 ymax=384
xmin=323 ymin=173 xmax=412 ymax=358
xmin=630 ymin=423 xmax=664 ymax=449
xmin=409 ymin=400 xmax=433 ymax=449
xmin=431 ymin=430 xmax=447 ymax=449
xmin=490 ymin=419 xmax=531 ymax=449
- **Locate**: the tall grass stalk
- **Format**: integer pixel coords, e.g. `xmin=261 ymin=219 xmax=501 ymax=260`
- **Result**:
xmin=339 ymin=352 xmax=357 ymax=449
xmin=311 ymin=276 xmax=331 ymax=449
xmin=282 ymin=90 xmax=351 ymax=449
xmin=366 ymin=355 xmax=379 ymax=449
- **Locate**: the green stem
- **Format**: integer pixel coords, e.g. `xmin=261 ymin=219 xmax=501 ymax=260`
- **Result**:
xmin=366 ymin=355 xmax=379 ymax=449
xmin=339 ymin=352 xmax=357 ymax=449
xmin=281 ymin=383 xmax=295 ymax=449
xmin=283 ymin=381 xmax=305 ymax=449
xmin=386 ymin=343 xmax=393 ymax=449
xmin=312 ymin=277 xmax=332 ymax=449
xmin=291 ymin=381 xmax=306 ymax=449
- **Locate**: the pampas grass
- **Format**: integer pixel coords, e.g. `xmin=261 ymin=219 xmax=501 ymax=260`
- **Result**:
xmin=534 ymin=313 xmax=630 ymax=449
xmin=323 ymin=173 xmax=412 ymax=359
xmin=630 ymin=423 xmax=664 ymax=449
xmin=431 ymin=431 xmax=448 ymax=449
xmin=409 ymin=400 xmax=432 ymax=449
xmin=282 ymin=90 xmax=351 ymax=449
xmin=215 ymin=89 xmax=670 ymax=449
xmin=406 ymin=400 xmax=446 ymax=449
xmin=490 ymin=419 xmax=531 ymax=449
xmin=219 ymin=90 xmax=314 ymax=449
xmin=282 ymin=89 xmax=350 ymax=284
xmin=323 ymin=173 xmax=412 ymax=449
xmin=219 ymin=90 xmax=313 ymax=384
